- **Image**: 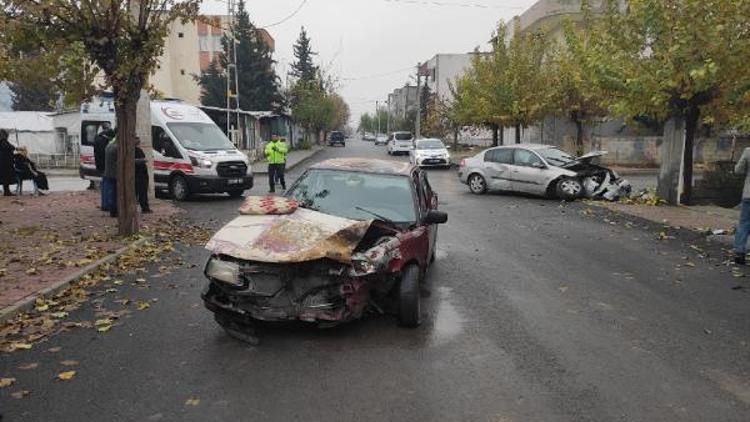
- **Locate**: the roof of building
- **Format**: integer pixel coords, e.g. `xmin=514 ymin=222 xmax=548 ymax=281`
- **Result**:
xmin=310 ymin=158 xmax=414 ymax=176
xmin=0 ymin=112 xmax=54 ymax=132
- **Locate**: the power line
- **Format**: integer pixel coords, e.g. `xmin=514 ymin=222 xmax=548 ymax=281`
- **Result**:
xmin=380 ymin=0 xmax=526 ymax=10
xmin=259 ymin=0 xmax=308 ymax=29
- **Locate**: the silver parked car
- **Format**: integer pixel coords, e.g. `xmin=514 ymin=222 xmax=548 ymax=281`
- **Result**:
xmin=410 ymin=138 xmax=451 ymax=168
xmin=457 ymin=144 xmax=631 ymax=201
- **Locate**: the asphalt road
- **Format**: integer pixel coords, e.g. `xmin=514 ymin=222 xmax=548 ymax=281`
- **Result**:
xmin=3 ymin=140 xmax=750 ymax=421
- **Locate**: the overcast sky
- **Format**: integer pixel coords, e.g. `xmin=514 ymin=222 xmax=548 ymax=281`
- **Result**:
xmin=202 ymin=0 xmax=537 ymax=125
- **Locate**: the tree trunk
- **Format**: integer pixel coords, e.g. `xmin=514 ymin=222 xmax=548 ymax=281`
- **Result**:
xmin=681 ymin=105 xmax=700 ymax=205
xmin=515 ymin=124 xmax=521 ymax=144
xmin=452 ymin=128 xmax=458 ymax=151
xmin=115 ymin=92 xmax=139 ymax=236
xmin=499 ymin=126 xmax=504 ymax=146
xmin=574 ymin=119 xmax=584 ymax=156
xmin=491 ymin=124 xmax=499 ymax=147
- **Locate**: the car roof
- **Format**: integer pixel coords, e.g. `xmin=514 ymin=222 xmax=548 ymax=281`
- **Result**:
xmin=416 ymin=138 xmax=444 ymax=143
xmin=489 ymin=144 xmax=555 ymax=151
xmin=310 ymin=158 xmax=414 ymax=176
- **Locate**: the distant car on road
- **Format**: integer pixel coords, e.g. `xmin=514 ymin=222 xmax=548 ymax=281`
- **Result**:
xmin=328 ymin=131 xmax=346 ymax=147
xmin=202 ymin=158 xmax=448 ymax=343
xmin=410 ymin=138 xmax=451 ymax=168
xmin=387 ymin=131 xmax=414 ymax=155
xmin=458 ymin=144 xmax=631 ymax=201
xmin=362 ymin=133 xmax=376 ymax=142
xmin=375 ymin=134 xmax=388 ymax=146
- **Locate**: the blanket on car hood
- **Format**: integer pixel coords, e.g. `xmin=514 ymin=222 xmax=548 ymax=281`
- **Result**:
xmin=205 ymin=208 xmax=373 ymax=264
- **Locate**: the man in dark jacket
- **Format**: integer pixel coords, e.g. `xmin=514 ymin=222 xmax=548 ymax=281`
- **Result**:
xmin=95 ymin=123 xmax=115 ymax=209
xmin=103 ymin=138 xmax=118 ymax=217
xmin=0 ymin=129 xmax=15 ymax=196
xmin=134 ymin=137 xmax=151 ymax=213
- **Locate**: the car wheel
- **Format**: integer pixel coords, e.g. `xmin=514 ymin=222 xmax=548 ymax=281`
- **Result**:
xmin=170 ymin=174 xmax=190 ymax=201
xmin=227 ymin=190 xmax=244 ymax=198
xmin=214 ymin=314 xmax=259 ymax=345
xmin=398 ymin=264 xmax=422 ymax=328
xmin=468 ymin=173 xmax=487 ymax=195
xmin=556 ymin=177 xmax=583 ymax=201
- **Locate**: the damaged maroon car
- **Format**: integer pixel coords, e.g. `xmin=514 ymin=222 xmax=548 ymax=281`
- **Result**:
xmin=202 ymin=158 xmax=447 ymax=343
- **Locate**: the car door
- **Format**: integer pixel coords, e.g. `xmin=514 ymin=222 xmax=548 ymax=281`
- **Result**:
xmin=511 ymin=148 xmax=548 ymax=195
xmin=414 ymin=170 xmax=437 ymax=263
xmin=483 ymin=148 xmax=514 ymax=191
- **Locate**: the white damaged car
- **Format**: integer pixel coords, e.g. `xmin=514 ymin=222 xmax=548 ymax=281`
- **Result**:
xmin=457 ymin=144 xmax=631 ymax=201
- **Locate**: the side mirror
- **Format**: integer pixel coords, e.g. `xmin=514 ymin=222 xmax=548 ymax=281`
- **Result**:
xmin=424 ymin=210 xmax=448 ymax=225
xmin=531 ymin=161 xmax=546 ymax=169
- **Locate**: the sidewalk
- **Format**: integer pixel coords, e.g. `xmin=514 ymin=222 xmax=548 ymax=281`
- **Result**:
xmin=0 ymin=191 xmax=181 ymax=314
xmin=591 ymin=200 xmax=738 ymax=246
xmin=252 ymin=146 xmax=324 ymax=175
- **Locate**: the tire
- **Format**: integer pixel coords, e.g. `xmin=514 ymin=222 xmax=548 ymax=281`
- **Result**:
xmin=468 ymin=173 xmax=487 ymax=195
xmin=228 ymin=190 xmax=244 ymax=198
xmin=170 ymin=174 xmax=190 ymax=201
xmin=555 ymin=177 xmax=583 ymax=201
xmin=398 ymin=264 xmax=422 ymax=328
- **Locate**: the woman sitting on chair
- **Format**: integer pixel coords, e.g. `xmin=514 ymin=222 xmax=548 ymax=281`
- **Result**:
xmin=14 ymin=147 xmax=47 ymax=196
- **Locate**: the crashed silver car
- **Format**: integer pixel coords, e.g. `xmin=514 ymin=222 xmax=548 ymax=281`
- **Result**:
xmin=202 ymin=159 xmax=447 ymax=344
xmin=457 ymin=144 xmax=631 ymax=201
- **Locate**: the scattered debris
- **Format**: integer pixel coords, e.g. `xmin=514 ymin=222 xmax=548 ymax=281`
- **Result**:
xmin=57 ymin=370 xmax=76 ymax=381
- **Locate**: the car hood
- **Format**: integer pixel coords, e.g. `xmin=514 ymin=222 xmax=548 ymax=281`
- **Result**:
xmin=415 ymin=149 xmax=448 ymax=155
xmin=560 ymin=151 xmax=608 ymax=168
xmin=205 ymin=208 xmax=373 ymax=264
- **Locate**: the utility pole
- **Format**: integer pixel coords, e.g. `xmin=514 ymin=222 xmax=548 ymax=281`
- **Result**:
xmin=415 ymin=62 xmax=422 ymax=139
xmin=386 ymin=98 xmax=391 ymax=134
xmin=226 ymin=0 xmax=241 ymax=147
xmin=376 ymin=100 xmax=381 ymax=135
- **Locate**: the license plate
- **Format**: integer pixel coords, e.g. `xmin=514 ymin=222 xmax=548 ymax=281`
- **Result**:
xmin=228 ymin=178 xmax=243 ymax=185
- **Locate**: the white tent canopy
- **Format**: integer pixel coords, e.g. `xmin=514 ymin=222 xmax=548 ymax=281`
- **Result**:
xmin=0 ymin=111 xmax=57 ymax=154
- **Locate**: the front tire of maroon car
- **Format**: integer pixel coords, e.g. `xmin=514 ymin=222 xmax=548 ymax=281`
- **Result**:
xmin=398 ymin=264 xmax=422 ymax=328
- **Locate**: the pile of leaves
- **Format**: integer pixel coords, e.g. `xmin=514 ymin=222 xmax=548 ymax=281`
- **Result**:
xmin=619 ymin=188 xmax=667 ymax=206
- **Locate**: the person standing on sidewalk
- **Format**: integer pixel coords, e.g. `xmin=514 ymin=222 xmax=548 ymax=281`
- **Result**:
xmin=734 ymin=148 xmax=750 ymax=264
xmin=95 ymin=124 xmax=115 ymax=209
xmin=0 ymin=129 xmax=16 ymax=196
xmin=264 ymin=135 xmax=288 ymax=193
xmin=103 ymin=137 xmax=118 ymax=217
xmin=134 ymin=137 xmax=151 ymax=213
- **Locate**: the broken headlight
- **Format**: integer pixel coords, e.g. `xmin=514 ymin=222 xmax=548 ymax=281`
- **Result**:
xmin=205 ymin=258 xmax=241 ymax=286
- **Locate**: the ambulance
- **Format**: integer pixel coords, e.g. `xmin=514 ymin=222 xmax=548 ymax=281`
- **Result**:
xmin=78 ymin=98 xmax=253 ymax=200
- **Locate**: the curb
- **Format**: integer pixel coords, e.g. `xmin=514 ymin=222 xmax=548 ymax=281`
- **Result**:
xmin=253 ymin=147 xmax=324 ymax=175
xmin=0 ymin=237 xmax=151 ymax=325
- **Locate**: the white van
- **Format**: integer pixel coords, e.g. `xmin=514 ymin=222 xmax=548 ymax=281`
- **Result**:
xmin=386 ymin=131 xmax=415 ymax=155
xmin=78 ymin=99 xmax=253 ymax=200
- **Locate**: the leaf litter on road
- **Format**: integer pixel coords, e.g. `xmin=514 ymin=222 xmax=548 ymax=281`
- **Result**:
xmin=57 ymin=370 xmax=76 ymax=381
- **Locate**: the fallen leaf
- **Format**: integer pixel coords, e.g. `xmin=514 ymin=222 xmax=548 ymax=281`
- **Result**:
xmin=105 ymin=288 xmax=118 ymax=293
xmin=11 ymin=389 xmax=30 ymax=399
xmin=35 ymin=304 xmax=49 ymax=312
xmin=113 ymin=280 xmax=124 ymax=286
xmin=60 ymin=360 xmax=79 ymax=367
xmin=18 ymin=363 xmax=39 ymax=370
xmin=47 ymin=347 xmax=62 ymax=353
xmin=0 ymin=377 xmax=16 ymax=388
xmin=94 ymin=318 xmax=112 ymax=327
xmin=136 ymin=301 xmax=151 ymax=310
xmin=685 ymin=262 xmax=696 ymax=268
xmin=50 ymin=311 xmax=69 ymax=319
xmin=11 ymin=342 xmax=32 ymax=351
xmin=57 ymin=370 xmax=76 ymax=381
xmin=185 ymin=397 xmax=200 ymax=406
xmin=26 ymin=267 xmax=38 ymax=275
xmin=135 ymin=278 xmax=146 ymax=283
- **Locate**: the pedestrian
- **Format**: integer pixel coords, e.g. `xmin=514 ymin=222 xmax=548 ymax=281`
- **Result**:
xmin=264 ymin=134 xmax=288 ymax=193
xmin=0 ymin=129 xmax=16 ymax=196
xmin=734 ymin=147 xmax=750 ymax=265
xmin=134 ymin=137 xmax=151 ymax=213
xmin=13 ymin=146 xmax=47 ymax=196
xmin=95 ymin=123 xmax=115 ymax=210
xmin=103 ymin=137 xmax=118 ymax=217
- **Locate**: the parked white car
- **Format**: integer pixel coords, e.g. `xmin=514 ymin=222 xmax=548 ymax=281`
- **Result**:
xmin=386 ymin=132 xmax=414 ymax=155
xmin=457 ymin=144 xmax=631 ymax=201
xmin=410 ymin=138 xmax=451 ymax=168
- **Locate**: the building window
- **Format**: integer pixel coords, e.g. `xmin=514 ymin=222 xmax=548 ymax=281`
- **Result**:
xmin=178 ymin=32 xmax=184 ymax=38
xmin=180 ymin=69 xmax=185 ymax=75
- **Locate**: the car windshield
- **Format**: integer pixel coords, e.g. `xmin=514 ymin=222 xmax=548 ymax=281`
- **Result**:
xmin=538 ymin=147 xmax=576 ymax=166
xmin=287 ymin=169 xmax=417 ymax=224
xmin=416 ymin=140 xmax=445 ymax=150
xmin=395 ymin=133 xmax=413 ymax=141
xmin=167 ymin=122 xmax=235 ymax=151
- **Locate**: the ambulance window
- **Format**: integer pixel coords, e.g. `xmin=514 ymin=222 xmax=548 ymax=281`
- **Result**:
xmin=153 ymin=126 xmax=182 ymax=159
xmin=81 ymin=121 xmax=107 ymax=147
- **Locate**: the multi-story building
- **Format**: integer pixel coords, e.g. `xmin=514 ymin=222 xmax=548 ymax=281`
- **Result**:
xmin=504 ymin=0 xmax=607 ymax=42
xmin=150 ymin=17 xmax=275 ymax=105
xmin=418 ymin=53 xmax=481 ymax=102
xmin=387 ymin=85 xmax=418 ymax=120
